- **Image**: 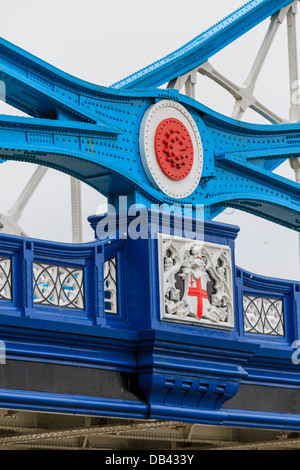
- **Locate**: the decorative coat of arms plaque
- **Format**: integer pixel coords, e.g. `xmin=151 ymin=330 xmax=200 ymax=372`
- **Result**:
xmin=158 ymin=234 xmax=234 ymax=329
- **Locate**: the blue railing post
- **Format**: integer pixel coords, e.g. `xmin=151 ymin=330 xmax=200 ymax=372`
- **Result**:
xmin=21 ymin=240 xmax=34 ymax=317
xmin=93 ymin=243 xmax=106 ymax=327
xmin=294 ymin=283 xmax=300 ymax=341
xmin=235 ymin=268 xmax=245 ymax=338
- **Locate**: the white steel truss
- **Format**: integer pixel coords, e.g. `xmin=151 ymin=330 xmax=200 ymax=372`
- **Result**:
xmin=0 ymin=167 xmax=83 ymax=243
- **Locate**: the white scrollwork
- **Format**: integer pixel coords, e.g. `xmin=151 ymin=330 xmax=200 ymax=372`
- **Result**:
xmin=243 ymin=295 xmax=284 ymax=336
xmin=0 ymin=258 xmax=12 ymax=301
xmin=158 ymin=234 xmax=234 ymax=329
xmin=104 ymin=258 xmax=118 ymax=314
xmin=33 ymin=262 xmax=84 ymax=310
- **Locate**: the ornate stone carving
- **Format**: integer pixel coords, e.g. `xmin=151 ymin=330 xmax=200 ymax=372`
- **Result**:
xmin=158 ymin=234 xmax=234 ymax=329
xmin=33 ymin=262 xmax=84 ymax=310
xmin=104 ymin=258 xmax=118 ymax=314
xmin=243 ymin=295 xmax=284 ymax=336
xmin=0 ymin=257 xmax=12 ymax=301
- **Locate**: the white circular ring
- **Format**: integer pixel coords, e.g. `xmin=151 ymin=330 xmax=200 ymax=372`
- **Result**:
xmin=139 ymin=100 xmax=203 ymax=199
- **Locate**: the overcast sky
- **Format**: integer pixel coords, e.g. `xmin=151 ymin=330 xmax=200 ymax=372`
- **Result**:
xmin=0 ymin=0 xmax=298 ymax=281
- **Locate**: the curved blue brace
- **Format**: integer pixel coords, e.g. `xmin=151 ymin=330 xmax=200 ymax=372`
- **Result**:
xmin=112 ymin=0 xmax=295 ymax=90
xmin=0 ymin=0 xmax=297 ymax=231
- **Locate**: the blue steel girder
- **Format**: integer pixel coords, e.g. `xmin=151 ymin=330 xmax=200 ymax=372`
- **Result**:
xmin=112 ymin=0 xmax=296 ymax=90
xmin=0 ymin=0 xmax=297 ymax=231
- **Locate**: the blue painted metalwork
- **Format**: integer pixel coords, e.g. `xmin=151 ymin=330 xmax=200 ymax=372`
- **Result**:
xmin=112 ymin=0 xmax=295 ymax=90
xmin=0 ymin=210 xmax=299 ymax=429
xmin=0 ymin=0 xmax=298 ymax=433
xmin=0 ymin=1 xmax=297 ymax=227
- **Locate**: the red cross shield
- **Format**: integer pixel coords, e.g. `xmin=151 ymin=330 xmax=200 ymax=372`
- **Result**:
xmin=188 ymin=274 xmax=208 ymax=320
